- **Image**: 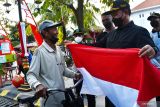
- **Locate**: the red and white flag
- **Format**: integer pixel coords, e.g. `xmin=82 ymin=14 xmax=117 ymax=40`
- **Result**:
xmin=21 ymin=0 xmax=43 ymax=46
xmin=67 ymin=44 xmax=160 ymax=107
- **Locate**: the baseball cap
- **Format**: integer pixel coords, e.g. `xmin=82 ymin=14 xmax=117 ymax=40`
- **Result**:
xmin=108 ymin=0 xmax=130 ymax=13
xmin=73 ymin=29 xmax=84 ymax=36
xmin=147 ymin=12 xmax=160 ymax=20
xmin=39 ymin=20 xmax=61 ymax=33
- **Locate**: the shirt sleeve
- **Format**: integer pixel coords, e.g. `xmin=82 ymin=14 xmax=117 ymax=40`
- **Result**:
xmin=63 ymin=67 xmax=76 ymax=78
xmin=26 ymin=49 xmax=41 ymax=89
xmin=136 ymin=28 xmax=156 ymax=48
xmin=95 ymin=35 xmax=108 ymax=48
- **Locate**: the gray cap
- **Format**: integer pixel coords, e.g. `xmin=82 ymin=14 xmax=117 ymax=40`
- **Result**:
xmin=39 ymin=20 xmax=61 ymax=33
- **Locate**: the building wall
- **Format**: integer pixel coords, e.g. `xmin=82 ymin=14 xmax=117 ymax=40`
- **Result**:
xmin=131 ymin=6 xmax=160 ymax=32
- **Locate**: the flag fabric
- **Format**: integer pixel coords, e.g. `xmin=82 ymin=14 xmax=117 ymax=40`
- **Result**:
xmin=67 ymin=44 xmax=160 ymax=107
xmin=21 ymin=0 xmax=43 ymax=46
xmin=17 ymin=22 xmax=28 ymax=57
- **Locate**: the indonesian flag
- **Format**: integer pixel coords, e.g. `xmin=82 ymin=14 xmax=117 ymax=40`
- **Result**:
xmin=21 ymin=0 xmax=43 ymax=46
xmin=67 ymin=44 xmax=160 ymax=107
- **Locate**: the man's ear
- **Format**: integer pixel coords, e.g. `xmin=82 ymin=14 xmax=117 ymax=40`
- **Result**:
xmin=41 ymin=30 xmax=47 ymax=38
xmin=42 ymin=30 xmax=47 ymax=35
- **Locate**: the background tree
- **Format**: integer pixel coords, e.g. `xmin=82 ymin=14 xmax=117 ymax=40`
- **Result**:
xmin=34 ymin=0 xmax=130 ymax=32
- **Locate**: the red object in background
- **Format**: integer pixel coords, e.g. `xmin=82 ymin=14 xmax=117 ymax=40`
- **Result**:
xmin=30 ymin=24 xmax=43 ymax=46
xmin=12 ymin=75 xmax=24 ymax=88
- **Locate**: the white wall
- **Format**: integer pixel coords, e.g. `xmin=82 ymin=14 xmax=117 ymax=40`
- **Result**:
xmin=131 ymin=6 xmax=160 ymax=32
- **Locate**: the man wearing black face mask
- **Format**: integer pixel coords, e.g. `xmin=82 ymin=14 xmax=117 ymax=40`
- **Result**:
xmin=148 ymin=13 xmax=160 ymax=67
xmin=27 ymin=20 xmax=81 ymax=107
xmin=96 ymin=11 xmax=115 ymax=43
xmin=94 ymin=0 xmax=158 ymax=106
xmin=148 ymin=13 xmax=160 ymax=106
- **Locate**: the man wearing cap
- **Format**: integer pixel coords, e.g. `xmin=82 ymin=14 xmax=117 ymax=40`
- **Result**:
xmin=148 ymin=12 xmax=160 ymax=67
xmin=148 ymin=12 xmax=160 ymax=106
xmin=71 ymin=29 xmax=96 ymax=107
xmin=27 ymin=20 xmax=81 ymax=107
xmin=95 ymin=0 xmax=158 ymax=106
xmin=97 ymin=0 xmax=158 ymax=59
xmin=73 ymin=29 xmax=84 ymax=43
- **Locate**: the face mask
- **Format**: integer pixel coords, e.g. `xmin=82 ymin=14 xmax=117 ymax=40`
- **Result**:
xmin=112 ymin=17 xmax=124 ymax=27
xmin=74 ymin=37 xmax=83 ymax=43
xmin=151 ymin=20 xmax=159 ymax=28
xmin=104 ymin=21 xmax=112 ymax=29
xmin=50 ymin=35 xmax=58 ymax=44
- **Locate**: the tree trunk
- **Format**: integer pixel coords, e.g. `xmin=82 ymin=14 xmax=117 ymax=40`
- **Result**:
xmin=76 ymin=0 xmax=84 ymax=32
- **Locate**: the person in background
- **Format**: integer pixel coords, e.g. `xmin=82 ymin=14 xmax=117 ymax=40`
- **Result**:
xmin=27 ymin=49 xmax=33 ymax=65
xmin=71 ymin=29 xmax=96 ymax=107
xmin=89 ymin=15 xmax=114 ymax=106
xmin=96 ymin=11 xmax=115 ymax=43
xmin=15 ymin=48 xmax=24 ymax=75
xmin=94 ymin=11 xmax=116 ymax=107
xmin=72 ymin=29 xmax=84 ymax=44
xmin=147 ymin=12 xmax=160 ymax=107
xmin=147 ymin=12 xmax=160 ymax=67
xmin=27 ymin=20 xmax=81 ymax=107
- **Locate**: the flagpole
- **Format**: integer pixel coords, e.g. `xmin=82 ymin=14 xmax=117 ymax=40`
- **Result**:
xmin=17 ymin=0 xmax=22 ymax=22
xmin=23 ymin=0 xmax=38 ymax=27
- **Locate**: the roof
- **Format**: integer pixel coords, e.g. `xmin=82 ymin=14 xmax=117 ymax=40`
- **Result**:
xmin=132 ymin=0 xmax=160 ymax=12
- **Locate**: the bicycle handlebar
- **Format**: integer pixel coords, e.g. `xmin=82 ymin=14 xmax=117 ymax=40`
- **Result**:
xmin=47 ymin=78 xmax=83 ymax=93
xmin=17 ymin=78 xmax=83 ymax=106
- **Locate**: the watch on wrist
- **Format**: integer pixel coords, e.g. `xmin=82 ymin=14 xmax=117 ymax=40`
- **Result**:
xmin=153 ymin=46 xmax=159 ymax=54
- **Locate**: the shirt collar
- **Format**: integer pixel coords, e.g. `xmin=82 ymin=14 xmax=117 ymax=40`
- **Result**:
xmin=117 ymin=21 xmax=134 ymax=30
xmin=42 ymin=41 xmax=56 ymax=53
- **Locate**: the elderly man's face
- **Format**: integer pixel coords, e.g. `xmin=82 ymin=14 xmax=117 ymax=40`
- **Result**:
xmin=43 ymin=27 xmax=59 ymax=44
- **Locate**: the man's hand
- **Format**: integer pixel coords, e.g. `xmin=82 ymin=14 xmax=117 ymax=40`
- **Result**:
xmin=139 ymin=45 xmax=155 ymax=58
xmin=35 ymin=84 xmax=47 ymax=98
xmin=74 ymin=73 xmax=82 ymax=80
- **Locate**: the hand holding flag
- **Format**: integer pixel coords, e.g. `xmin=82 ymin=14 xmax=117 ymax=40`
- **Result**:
xmin=68 ymin=44 xmax=160 ymax=107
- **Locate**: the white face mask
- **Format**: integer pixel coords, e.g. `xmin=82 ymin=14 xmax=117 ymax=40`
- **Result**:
xmin=74 ymin=37 xmax=83 ymax=43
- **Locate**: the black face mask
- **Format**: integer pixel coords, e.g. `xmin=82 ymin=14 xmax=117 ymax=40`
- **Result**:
xmin=103 ymin=21 xmax=112 ymax=29
xmin=50 ymin=36 xmax=58 ymax=44
xmin=112 ymin=17 xmax=124 ymax=27
xmin=150 ymin=20 xmax=159 ymax=28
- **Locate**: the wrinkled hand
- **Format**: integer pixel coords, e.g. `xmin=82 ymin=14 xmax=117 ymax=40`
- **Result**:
xmin=74 ymin=73 xmax=82 ymax=80
xmin=35 ymin=84 xmax=47 ymax=98
xmin=139 ymin=45 xmax=155 ymax=58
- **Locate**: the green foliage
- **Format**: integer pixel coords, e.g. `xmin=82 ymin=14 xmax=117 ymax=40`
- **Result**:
xmin=9 ymin=25 xmax=19 ymax=41
xmin=11 ymin=41 xmax=20 ymax=47
xmin=9 ymin=24 xmax=35 ymax=44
